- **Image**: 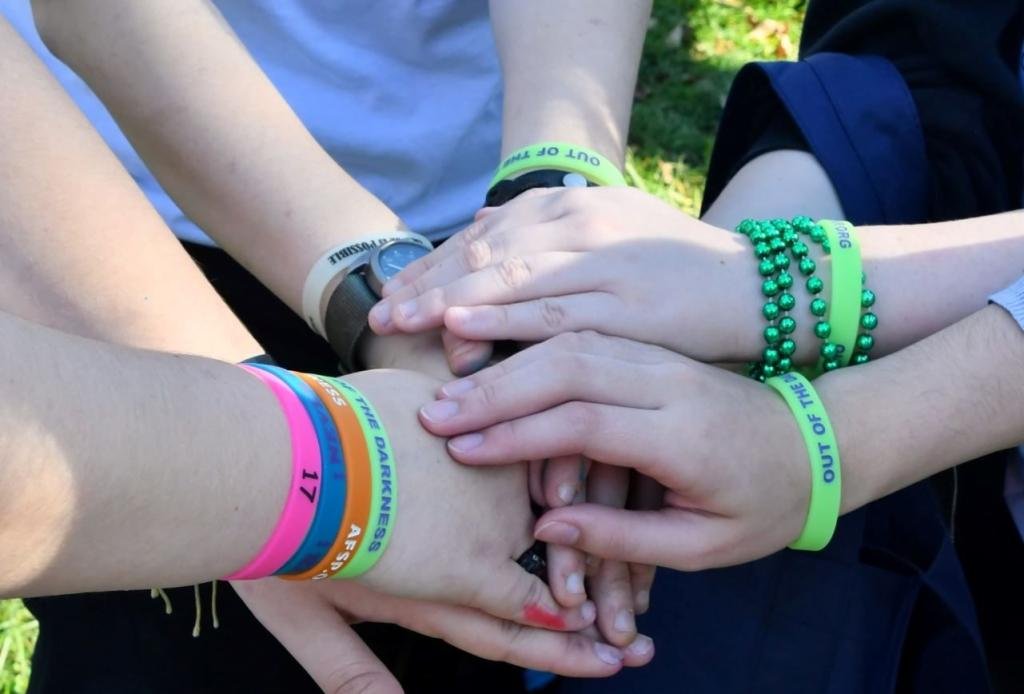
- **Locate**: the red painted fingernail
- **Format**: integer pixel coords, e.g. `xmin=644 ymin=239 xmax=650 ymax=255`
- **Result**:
xmin=522 ymin=603 xmax=566 ymax=630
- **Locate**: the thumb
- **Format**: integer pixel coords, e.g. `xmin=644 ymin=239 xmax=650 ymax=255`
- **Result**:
xmin=533 ymin=505 xmax=727 ymax=572
xmin=233 ymin=580 xmax=402 ymax=694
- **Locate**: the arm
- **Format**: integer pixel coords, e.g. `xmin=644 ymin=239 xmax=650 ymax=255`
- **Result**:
xmin=0 ymin=13 xmax=258 ymax=361
xmin=415 ymin=301 xmax=1024 ymax=569
xmin=373 ymin=188 xmax=1024 ymax=364
xmin=490 ymin=0 xmax=651 ymax=165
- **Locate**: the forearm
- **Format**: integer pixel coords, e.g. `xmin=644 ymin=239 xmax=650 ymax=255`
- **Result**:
xmin=820 ymin=303 xmax=1024 ymax=514
xmin=0 ymin=313 xmax=287 ymax=596
xmin=490 ymin=0 xmax=651 ymax=164
xmin=34 ymin=0 xmax=400 ymax=314
xmin=0 ymin=15 xmax=257 ymax=360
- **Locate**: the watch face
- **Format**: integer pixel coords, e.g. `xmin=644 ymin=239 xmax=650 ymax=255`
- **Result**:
xmin=367 ymin=240 xmax=432 ymax=296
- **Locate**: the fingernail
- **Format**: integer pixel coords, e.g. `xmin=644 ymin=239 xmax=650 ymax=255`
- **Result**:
xmin=557 ymin=483 xmax=576 ymax=505
xmin=614 ymin=609 xmax=635 ymax=634
xmin=397 ymin=299 xmax=418 ymax=320
xmin=626 ymin=634 xmax=654 ymax=657
xmin=581 ymin=600 xmax=596 ymax=622
xmin=593 ymin=642 xmax=623 ymax=666
xmin=566 ymin=572 xmax=584 ymax=595
xmin=419 ymin=399 xmax=459 ymax=423
xmin=534 ymin=521 xmax=580 ymax=545
xmin=440 ymin=378 xmax=475 ymax=397
xmin=635 ymin=590 xmax=650 ymax=614
xmin=448 ymin=433 xmax=483 ymax=453
xmin=369 ymin=302 xmax=391 ymax=329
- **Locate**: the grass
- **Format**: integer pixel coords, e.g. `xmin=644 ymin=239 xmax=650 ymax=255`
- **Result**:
xmin=0 ymin=1 xmax=804 ymax=691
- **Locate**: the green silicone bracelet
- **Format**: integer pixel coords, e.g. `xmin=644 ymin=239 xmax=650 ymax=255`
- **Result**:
xmin=819 ymin=220 xmax=861 ymax=368
xmin=328 ymin=378 xmax=397 ymax=578
xmin=491 ymin=141 xmax=627 ymax=188
xmin=765 ymin=372 xmax=841 ymax=551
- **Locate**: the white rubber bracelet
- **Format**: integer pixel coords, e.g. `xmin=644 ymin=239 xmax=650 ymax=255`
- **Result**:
xmin=301 ymin=231 xmax=433 ymax=337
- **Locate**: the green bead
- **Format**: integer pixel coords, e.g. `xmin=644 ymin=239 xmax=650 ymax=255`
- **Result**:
xmin=820 ymin=342 xmax=838 ymax=360
xmin=806 ymin=276 xmax=824 ymax=295
xmin=860 ymin=312 xmax=878 ymax=330
xmin=762 ymin=302 xmax=780 ymax=320
xmin=777 ymin=292 xmax=796 ymax=311
xmin=810 ymin=298 xmax=827 ymax=316
xmin=777 ymin=272 xmax=794 ymax=289
xmin=792 ymin=215 xmax=814 ymax=231
xmin=779 ymin=339 xmax=796 ymax=356
xmin=798 ymin=257 xmax=816 ymax=277
xmin=856 ymin=334 xmax=875 ymax=352
xmin=778 ymin=316 xmax=797 ymax=334
xmin=821 ymin=241 xmax=832 ymax=254
xmin=761 ymin=364 xmax=777 ymax=378
xmin=777 ymin=357 xmax=793 ymax=372
xmin=736 ymin=219 xmax=757 ymax=236
xmin=773 ymin=253 xmax=790 ymax=270
xmin=763 ymin=325 xmax=781 ymax=345
xmin=764 ymin=225 xmax=781 ymax=240
xmin=761 ymin=279 xmax=780 ymax=297
xmin=791 ymin=241 xmax=809 ymax=259
xmin=750 ymin=230 xmax=768 ymax=243
xmin=782 ymin=231 xmax=799 ymax=246
xmin=809 ymin=226 xmax=826 ymax=243
xmin=861 ymin=289 xmax=876 ymax=308
xmin=758 ymin=259 xmax=776 ymax=277
xmin=754 ymin=242 xmax=771 ymax=258
xmin=814 ymin=321 xmax=832 ymax=339
xmin=763 ymin=347 xmax=780 ymax=365
xmin=852 ymin=353 xmax=870 ymax=365
xmin=823 ymin=359 xmax=840 ymax=372
xmin=769 ymin=237 xmax=786 ymax=252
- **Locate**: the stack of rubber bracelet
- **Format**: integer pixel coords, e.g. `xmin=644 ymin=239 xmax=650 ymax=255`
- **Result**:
xmin=489 ymin=140 xmax=628 ymax=193
xmin=224 ymin=364 xmax=396 ymax=581
xmin=734 ymin=217 xmax=878 ymax=552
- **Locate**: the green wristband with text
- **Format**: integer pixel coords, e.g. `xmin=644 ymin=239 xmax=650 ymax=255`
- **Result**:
xmin=328 ymin=378 xmax=397 ymax=578
xmin=766 ymin=372 xmax=841 ymax=551
xmin=491 ymin=141 xmax=627 ymax=188
xmin=819 ymin=220 xmax=861 ymax=367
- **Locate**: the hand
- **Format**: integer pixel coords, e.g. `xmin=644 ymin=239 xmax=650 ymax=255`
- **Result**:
xmin=233 ymin=578 xmax=653 ymax=692
xmin=359 ymin=330 xmax=455 ymax=381
xmin=416 ymin=332 xmax=811 ymax=570
xmin=370 ymin=187 xmax=763 ymax=363
xmin=340 ymin=369 xmax=597 ymax=632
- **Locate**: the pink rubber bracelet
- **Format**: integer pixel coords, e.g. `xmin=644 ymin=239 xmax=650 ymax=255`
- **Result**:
xmin=224 ymin=365 xmax=323 ymax=580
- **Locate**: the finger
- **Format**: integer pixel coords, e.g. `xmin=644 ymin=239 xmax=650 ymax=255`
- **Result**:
xmin=574 ymin=623 xmax=655 ymax=668
xmin=387 ymin=251 xmax=594 ymax=333
xmin=546 ymin=542 xmax=588 ymax=608
xmin=421 ymin=354 xmax=661 ymax=438
xmin=543 ymin=455 xmax=590 ymax=508
xmin=535 ymin=505 xmax=732 ymax=572
xmin=586 ymin=465 xmax=636 ymax=647
xmin=404 ymin=602 xmax=632 ymax=676
xmin=528 ymin=459 xmax=546 ymax=508
xmin=627 ymin=474 xmax=663 ymax=613
xmin=446 ymin=403 xmax=656 ymax=474
xmin=470 ymin=558 xmax=597 ymax=632
xmin=440 ymin=328 xmax=492 ymax=377
xmin=233 ymin=580 xmax=401 ymax=694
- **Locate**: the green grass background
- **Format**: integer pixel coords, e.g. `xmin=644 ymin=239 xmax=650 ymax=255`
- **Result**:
xmin=0 ymin=1 xmax=804 ymax=690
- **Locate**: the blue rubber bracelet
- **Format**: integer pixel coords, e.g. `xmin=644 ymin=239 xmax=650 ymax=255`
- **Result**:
xmin=249 ymin=364 xmax=348 ymax=575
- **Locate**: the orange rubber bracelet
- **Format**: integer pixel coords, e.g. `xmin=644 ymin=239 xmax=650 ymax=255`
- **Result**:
xmin=284 ymin=374 xmax=373 ymax=580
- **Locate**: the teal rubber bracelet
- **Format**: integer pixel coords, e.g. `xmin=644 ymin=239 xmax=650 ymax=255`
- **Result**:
xmin=491 ymin=141 xmax=627 ymax=188
xmin=765 ymin=372 xmax=841 ymax=551
xmin=819 ymin=220 xmax=861 ymax=368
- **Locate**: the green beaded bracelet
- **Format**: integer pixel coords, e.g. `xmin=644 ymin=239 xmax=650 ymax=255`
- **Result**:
xmin=765 ymin=372 xmax=841 ymax=551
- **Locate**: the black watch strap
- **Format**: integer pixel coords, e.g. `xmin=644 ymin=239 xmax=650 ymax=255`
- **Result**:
xmin=324 ymin=272 xmax=378 ymax=374
xmin=485 ymin=169 xmax=595 ymax=207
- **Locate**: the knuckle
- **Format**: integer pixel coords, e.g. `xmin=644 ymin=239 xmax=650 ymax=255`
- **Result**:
xmin=325 ymin=662 xmax=389 ymax=694
xmin=463 ymin=238 xmax=493 ymax=272
xmin=562 ymin=402 xmax=597 ymax=440
xmin=477 ymin=381 xmax=502 ymax=409
xmin=496 ymin=256 xmax=531 ymax=290
xmin=538 ymin=298 xmax=568 ymax=331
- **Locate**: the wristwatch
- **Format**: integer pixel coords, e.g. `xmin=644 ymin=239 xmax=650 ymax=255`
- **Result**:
xmin=324 ymin=239 xmax=432 ymax=373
